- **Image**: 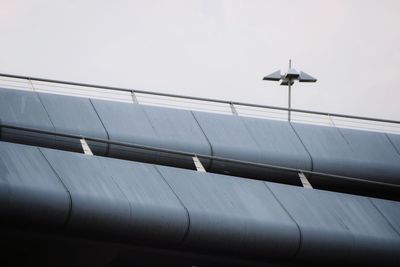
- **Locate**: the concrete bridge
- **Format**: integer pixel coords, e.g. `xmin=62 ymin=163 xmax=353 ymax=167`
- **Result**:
xmin=0 ymin=76 xmax=400 ymax=266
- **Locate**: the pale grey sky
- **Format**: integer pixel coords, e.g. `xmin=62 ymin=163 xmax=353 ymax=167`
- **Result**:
xmin=1 ymin=0 xmax=399 ymax=120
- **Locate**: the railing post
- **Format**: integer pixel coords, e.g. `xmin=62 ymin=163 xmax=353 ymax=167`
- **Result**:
xmin=230 ymin=102 xmax=238 ymax=115
xmin=131 ymin=90 xmax=138 ymax=104
xmin=28 ymin=78 xmax=36 ymax=92
xmin=328 ymin=114 xmax=336 ymax=127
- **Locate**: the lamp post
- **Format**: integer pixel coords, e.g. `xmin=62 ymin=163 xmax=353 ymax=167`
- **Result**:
xmin=263 ymin=59 xmax=317 ymax=121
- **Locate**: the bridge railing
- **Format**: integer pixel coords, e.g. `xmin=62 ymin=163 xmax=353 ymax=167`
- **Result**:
xmin=0 ymin=72 xmax=399 ymax=134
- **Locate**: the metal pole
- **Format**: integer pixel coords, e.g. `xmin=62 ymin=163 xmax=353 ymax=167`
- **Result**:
xmin=288 ymin=59 xmax=292 ymax=121
xmin=288 ymin=82 xmax=291 ymax=121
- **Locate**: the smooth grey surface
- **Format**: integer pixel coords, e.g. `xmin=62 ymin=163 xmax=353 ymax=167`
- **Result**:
xmin=371 ymin=198 xmax=400 ymax=236
xmin=40 ymin=147 xmax=188 ymax=244
xmin=92 ymin=100 xmax=212 ymax=169
xmin=291 ymin=122 xmax=354 ymax=177
xmin=91 ymin=99 xmax=160 ymax=163
xmin=292 ymin=123 xmax=400 ymax=184
xmin=38 ymin=93 xmax=108 ymax=155
xmin=337 ymin=127 xmax=400 ymax=184
xmin=193 ymin=111 xmax=263 ymax=177
xmin=241 ymin=117 xmax=311 ymax=179
xmin=142 ymin=105 xmax=211 ymax=168
xmin=386 ymin=133 xmax=400 ymax=156
xmin=157 ymin=165 xmax=300 ymax=258
xmin=40 ymin=147 xmax=132 ymax=240
xmin=0 ymin=88 xmax=56 ymax=147
xmin=97 ymin=156 xmax=188 ymax=244
xmin=0 ymin=141 xmax=69 ymax=228
xmin=268 ymin=182 xmax=400 ymax=264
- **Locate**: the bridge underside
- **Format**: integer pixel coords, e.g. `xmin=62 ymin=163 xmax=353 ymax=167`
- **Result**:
xmin=1 ymin=226 xmax=298 ymax=267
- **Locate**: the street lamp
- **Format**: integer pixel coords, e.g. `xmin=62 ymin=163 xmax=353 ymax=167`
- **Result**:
xmin=263 ymin=59 xmax=317 ymax=121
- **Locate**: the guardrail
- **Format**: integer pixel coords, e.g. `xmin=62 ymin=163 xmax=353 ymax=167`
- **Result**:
xmin=1 ymin=123 xmax=399 ymax=201
xmin=0 ymin=72 xmax=399 ymax=134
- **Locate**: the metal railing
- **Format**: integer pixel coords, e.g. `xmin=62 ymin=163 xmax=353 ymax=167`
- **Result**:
xmin=0 ymin=72 xmax=399 ymax=134
xmin=1 ymin=123 xmax=399 ymax=201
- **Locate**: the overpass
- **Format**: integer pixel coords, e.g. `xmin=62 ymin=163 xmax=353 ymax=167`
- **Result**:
xmin=0 ymin=74 xmax=400 ymax=266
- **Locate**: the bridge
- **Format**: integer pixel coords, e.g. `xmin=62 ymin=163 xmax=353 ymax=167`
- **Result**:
xmin=0 ymin=73 xmax=399 ymax=266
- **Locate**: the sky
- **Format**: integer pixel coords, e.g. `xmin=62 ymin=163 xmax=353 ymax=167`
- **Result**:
xmin=1 ymin=0 xmax=400 ymax=120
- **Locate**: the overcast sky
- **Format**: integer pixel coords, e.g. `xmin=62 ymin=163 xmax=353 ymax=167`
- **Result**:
xmin=1 ymin=0 xmax=399 ymax=120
